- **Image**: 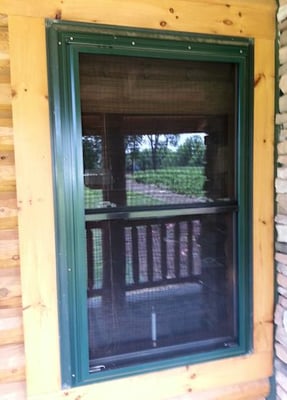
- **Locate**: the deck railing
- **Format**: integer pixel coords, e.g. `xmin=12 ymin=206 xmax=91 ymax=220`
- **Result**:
xmin=86 ymin=213 xmax=202 ymax=297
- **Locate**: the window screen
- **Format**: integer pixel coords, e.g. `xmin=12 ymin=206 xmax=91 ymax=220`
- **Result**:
xmin=80 ymin=54 xmax=238 ymax=371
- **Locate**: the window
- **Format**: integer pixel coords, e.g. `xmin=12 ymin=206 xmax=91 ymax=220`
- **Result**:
xmin=46 ymin=21 xmax=253 ymax=386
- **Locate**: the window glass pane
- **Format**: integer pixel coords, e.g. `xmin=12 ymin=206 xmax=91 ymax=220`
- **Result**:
xmin=80 ymin=54 xmax=236 ymax=209
xmin=79 ymin=53 xmax=238 ymax=371
xmin=87 ymin=213 xmax=236 ymax=369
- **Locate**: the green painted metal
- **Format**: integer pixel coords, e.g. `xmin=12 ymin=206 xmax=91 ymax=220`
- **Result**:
xmin=46 ymin=19 xmax=254 ymax=387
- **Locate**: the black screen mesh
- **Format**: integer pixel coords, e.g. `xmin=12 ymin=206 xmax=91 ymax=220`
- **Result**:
xmin=80 ymin=53 xmax=237 ymax=370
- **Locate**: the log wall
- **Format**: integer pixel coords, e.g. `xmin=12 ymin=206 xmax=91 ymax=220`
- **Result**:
xmin=0 ymin=14 xmax=26 ymax=400
xmin=0 ymin=0 xmax=276 ymax=399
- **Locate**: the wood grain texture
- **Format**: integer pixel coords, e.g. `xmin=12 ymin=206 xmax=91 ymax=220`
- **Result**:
xmin=0 ymin=105 xmax=12 ymax=128
xmin=0 ymin=16 xmax=24 ymax=400
xmin=0 ymin=268 xmax=22 ymax=309
xmin=0 ymin=60 xmax=10 ymax=84
xmin=0 ymin=381 xmax=26 ymax=399
xmin=172 ymin=378 xmax=270 ymax=400
xmin=253 ymin=38 xmax=275 ymax=339
xmin=26 ymin=353 xmax=272 ymax=400
xmin=5 ymin=0 xmax=275 ymax=398
xmin=0 ymin=28 xmax=9 ymax=61
xmin=0 ymin=308 xmax=23 ymax=345
xmin=2 ymin=0 xmax=275 ymax=39
xmin=0 ymin=15 xmax=8 ymax=27
xmin=0 ymin=192 xmax=18 ymax=231
xmin=0 ymin=344 xmax=25 ymax=383
xmin=9 ymin=15 xmax=60 ymax=396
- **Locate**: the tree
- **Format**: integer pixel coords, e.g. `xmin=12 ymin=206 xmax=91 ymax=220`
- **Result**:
xmin=82 ymin=135 xmax=102 ymax=171
xmin=177 ymin=135 xmax=206 ymax=167
xmin=125 ymin=135 xmax=144 ymax=173
xmin=146 ymin=134 xmax=178 ymax=170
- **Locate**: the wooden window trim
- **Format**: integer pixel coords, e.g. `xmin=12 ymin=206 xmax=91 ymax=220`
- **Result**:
xmin=8 ymin=7 xmax=274 ymax=399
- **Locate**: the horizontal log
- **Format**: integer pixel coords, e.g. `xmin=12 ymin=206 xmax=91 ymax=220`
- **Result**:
xmin=0 ymin=268 xmax=22 ymax=309
xmin=0 ymin=381 xmax=26 ymax=400
xmin=0 ymin=149 xmax=15 ymax=166
xmin=0 ymin=193 xmax=17 ymax=216
xmin=0 ymin=309 xmax=23 ymax=346
xmin=0 ymin=180 xmax=16 ymax=192
xmin=0 ymin=142 xmax=16 ymax=151
xmin=0 ymin=135 xmax=14 ymax=146
xmin=0 ymin=344 xmax=25 ymax=383
xmin=0 ymin=60 xmax=10 ymax=84
xmin=0 ymin=83 xmax=11 ymax=105
xmin=0 ymin=196 xmax=17 ymax=214
xmin=0 ymin=191 xmax=17 ymax=201
xmin=0 ymin=166 xmax=15 ymax=182
xmin=0 ymin=308 xmax=22 ymax=328
xmin=0 ymin=217 xmax=18 ymax=231
xmin=0 ymin=229 xmax=18 ymax=241
xmin=0 ymin=29 xmax=9 ymax=61
xmin=0 ymin=104 xmax=12 ymax=127
xmin=0 ymin=127 xmax=13 ymax=137
xmin=0 ymin=297 xmax=22 ymax=310
xmin=0 ymin=239 xmax=19 ymax=269
xmin=0 ymin=15 xmax=8 ymax=27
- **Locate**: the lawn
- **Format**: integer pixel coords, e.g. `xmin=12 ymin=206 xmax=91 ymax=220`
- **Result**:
xmin=84 ymin=167 xmax=205 ymax=208
xmin=133 ymin=167 xmax=206 ymax=197
xmin=84 ymin=187 xmax=163 ymax=208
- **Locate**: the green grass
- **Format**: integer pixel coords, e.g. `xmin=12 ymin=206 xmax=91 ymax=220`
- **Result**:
xmin=85 ymin=188 xmax=102 ymax=208
xmin=84 ymin=167 xmax=205 ymax=208
xmin=133 ymin=167 xmax=206 ymax=197
xmin=84 ymin=187 xmax=163 ymax=208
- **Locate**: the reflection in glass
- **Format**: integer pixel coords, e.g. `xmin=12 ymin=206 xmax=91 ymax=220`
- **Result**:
xmin=79 ymin=53 xmax=237 ymax=371
xmin=84 ymin=131 xmax=209 ymax=209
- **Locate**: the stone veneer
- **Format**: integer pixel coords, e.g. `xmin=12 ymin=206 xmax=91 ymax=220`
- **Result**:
xmin=275 ymin=2 xmax=287 ymax=399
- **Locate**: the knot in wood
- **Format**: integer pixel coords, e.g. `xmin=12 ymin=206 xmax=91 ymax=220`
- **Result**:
xmin=0 ymin=287 xmax=9 ymax=297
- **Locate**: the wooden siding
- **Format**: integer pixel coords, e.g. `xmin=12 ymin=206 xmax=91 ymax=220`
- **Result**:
xmin=0 ymin=0 xmax=276 ymax=398
xmin=0 ymin=14 xmax=26 ymax=400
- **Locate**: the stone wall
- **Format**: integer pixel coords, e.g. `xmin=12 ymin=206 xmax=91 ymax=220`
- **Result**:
xmin=275 ymin=2 xmax=287 ymax=399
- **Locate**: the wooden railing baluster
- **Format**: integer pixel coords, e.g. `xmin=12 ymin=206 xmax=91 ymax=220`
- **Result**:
xmin=86 ymin=214 xmax=205 ymax=296
xmin=160 ymin=223 xmax=167 ymax=280
xmin=188 ymin=220 xmax=194 ymax=278
xmin=147 ymin=224 xmax=153 ymax=282
xmin=132 ymin=225 xmax=140 ymax=284
xmin=174 ymin=222 xmax=180 ymax=278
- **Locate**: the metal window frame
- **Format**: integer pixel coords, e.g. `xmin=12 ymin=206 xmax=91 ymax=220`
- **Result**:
xmin=46 ymin=19 xmax=253 ymax=388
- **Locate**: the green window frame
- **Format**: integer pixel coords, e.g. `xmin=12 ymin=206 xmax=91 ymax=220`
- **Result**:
xmin=46 ymin=20 xmax=253 ymax=387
